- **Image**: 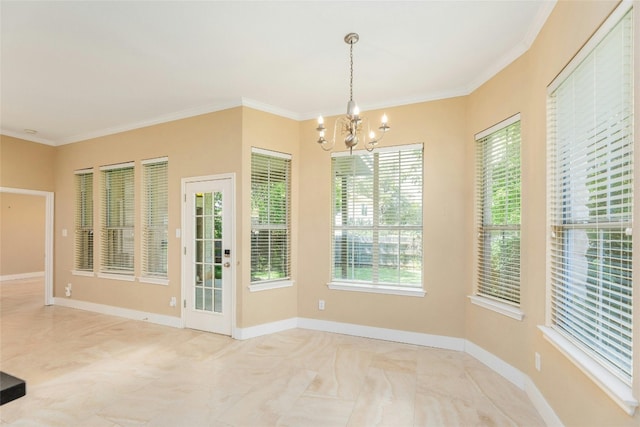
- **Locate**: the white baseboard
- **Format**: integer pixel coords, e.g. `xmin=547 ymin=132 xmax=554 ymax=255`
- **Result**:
xmin=53 ymin=297 xmax=182 ymax=328
xmin=298 ymin=317 xmax=465 ymax=351
xmin=0 ymin=271 xmax=45 ymax=282
xmin=464 ymin=340 xmax=526 ymax=390
xmin=465 ymin=340 xmax=564 ymax=426
xmin=234 ymin=317 xmax=298 ymax=340
xmin=524 ymin=376 xmax=565 ymax=426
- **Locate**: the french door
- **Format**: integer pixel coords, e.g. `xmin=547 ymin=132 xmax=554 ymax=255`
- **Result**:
xmin=183 ymin=176 xmax=234 ymax=335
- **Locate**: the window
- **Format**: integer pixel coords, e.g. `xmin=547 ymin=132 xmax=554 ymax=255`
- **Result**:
xmin=100 ymin=162 xmax=135 ymax=276
xmin=74 ymin=169 xmax=93 ymax=273
xmin=331 ymin=144 xmax=423 ymax=292
xmin=546 ymin=4 xmax=635 ymax=412
xmin=142 ymin=157 xmax=168 ymax=282
xmin=474 ymin=115 xmax=521 ymax=312
xmin=250 ymin=148 xmax=291 ymax=284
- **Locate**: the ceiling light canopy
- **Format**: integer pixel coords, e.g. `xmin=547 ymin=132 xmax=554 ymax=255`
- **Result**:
xmin=316 ymin=33 xmax=390 ymax=154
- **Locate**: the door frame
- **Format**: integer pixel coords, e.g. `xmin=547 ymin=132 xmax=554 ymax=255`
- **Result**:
xmin=180 ymin=173 xmax=236 ymax=337
xmin=0 ymin=187 xmax=54 ymax=305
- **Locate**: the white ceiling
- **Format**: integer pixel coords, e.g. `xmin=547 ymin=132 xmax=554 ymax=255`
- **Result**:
xmin=1 ymin=1 xmax=556 ymax=146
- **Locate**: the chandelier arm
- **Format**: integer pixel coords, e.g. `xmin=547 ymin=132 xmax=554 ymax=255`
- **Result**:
xmin=320 ymin=140 xmax=335 ymax=151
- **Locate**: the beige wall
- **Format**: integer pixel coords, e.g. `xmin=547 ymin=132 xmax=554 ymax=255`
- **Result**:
xmin=0 ymin=193 xmax=45 ymax=276
xmin=0 ymin=135 xmax=55 ymax=191
xmin=465 ymin=1 xmax=639 ymax=425
xmin=298 ymin=97 xmax=470 ymax=338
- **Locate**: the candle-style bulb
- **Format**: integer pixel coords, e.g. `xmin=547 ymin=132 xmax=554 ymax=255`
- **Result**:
xmin=318 ymin=116 xmax=324 ymax=125
xmin=354 ymin=106 xmax=360 ymax=116
xmin=369 ymin=130 xmax=376 ymax=139
xmin=381 ymin=114 xmax=388 ymax=124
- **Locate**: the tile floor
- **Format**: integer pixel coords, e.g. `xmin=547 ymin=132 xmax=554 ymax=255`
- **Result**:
xmin=0 ymin=279 xmax=545 ymax=426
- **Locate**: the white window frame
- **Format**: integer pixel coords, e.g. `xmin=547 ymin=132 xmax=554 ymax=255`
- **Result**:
xmin=470 ymin=114 xmax=523 ymax=321
xmin=73 ymin=168 xmax=94 ymax=276
xmin=541 ymin=0 xmax=637 ymax=415
xmin=328 ymin=143 xmax=425 ymax=297
xmin=98 ymin=161 xmax=135 ymax=280
xmin=140 ymin=157 xmax=169 ymax=285
xmin=249 ymin=147 xmax=293 ymax=291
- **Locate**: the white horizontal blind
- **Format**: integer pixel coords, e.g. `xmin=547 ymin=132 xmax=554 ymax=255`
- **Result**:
xmin=142 ymin=158 xmax=168 ymax=279
xmin=101 ymin=163 xmax=135 ymax=275
xmin=74 ymin=169 xmax=93 ymax=272
xmin=251 ymin=149 xmax=291 ymax=283
xmin=548 ymin=9 xmax=633 ymax=384
xmin=332 ymin=144 xmax=423 ymax=287
xmin=476 ymin=116 xmax=521 ymax=305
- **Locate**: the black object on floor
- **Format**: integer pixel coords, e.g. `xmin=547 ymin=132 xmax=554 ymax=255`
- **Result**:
xmin=0 ymin=371 xmax=26 ymax=405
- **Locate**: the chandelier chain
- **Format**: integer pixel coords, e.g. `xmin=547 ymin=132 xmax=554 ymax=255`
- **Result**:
xmin=349 ymin=41 xmax=354 ymax=102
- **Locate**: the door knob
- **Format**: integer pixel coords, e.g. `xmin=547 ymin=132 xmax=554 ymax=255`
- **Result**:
xmin=224 ymin=262 xmax=231 ymax=267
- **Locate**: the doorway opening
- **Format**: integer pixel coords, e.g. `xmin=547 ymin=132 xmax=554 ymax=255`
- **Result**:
xmin=0 ymin=187 xmax=54 ymax=305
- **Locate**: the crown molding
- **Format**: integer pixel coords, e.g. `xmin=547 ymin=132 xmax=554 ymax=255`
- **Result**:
xmin=0 ymin=129 xmax=57 ymax=146
xmin=524 ymin=0 xmax=557 ymax=48
xmin=240 ymin=98 xmax=301 ymax=121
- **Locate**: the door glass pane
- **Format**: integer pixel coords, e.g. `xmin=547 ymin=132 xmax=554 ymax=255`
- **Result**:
xmin=214 ymin=289 xmax=222 ymax=313
xmin=214 ymin=217 xmax=222 ymax=238
xmin=196 ymin=216 xmax=203 ymax=239
xmin=204 ymin=289 xmax=213 ymax=311
xmin=205 ymin=240 xmax=212 ymax=263
xmin=193 ymin=191 xmax=223 ymax=314
xmin=204 ymin=264 xmax=212 ymax=288
xmin=204 ymin=217 xmax=212 ymax=239
xmin=204 ymin=192 xmax=213 ymax=215
xmin=214 ymin=240 xmax=222 ymax=264
xmin=196 ymin=263 xmax=203 ymax=285
xmin=214 ymin=265 xmax=222 ymax=289
xmin=195 ymin=287 xmax=203 ymax=310
xmin=214 ymin=192 xmax=222 ymax=215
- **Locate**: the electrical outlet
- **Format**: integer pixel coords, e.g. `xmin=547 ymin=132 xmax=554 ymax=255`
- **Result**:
xmin=318 ymin=300 xmax=325 ymax=310
xmin=535 ymin=352 xmax=541 ymax=372
xmin=65 ymin=283 xmax=72 ymax=297
xmin=169 ymin=297 xmax=177 ymax=307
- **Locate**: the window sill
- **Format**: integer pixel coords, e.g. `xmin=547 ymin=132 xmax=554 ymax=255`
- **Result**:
xmin=139 ymin=276 xmax=169 ymax=286
xmin=468 ymin=295 xmax=524 ymax=321
xmin=328 ymin=281 xmax=425 ymax=297
xmin=539 ymin=326 xmax=638 ymax=416
xmin=249 ymin=280 xmax=294 ymax=292
xmin=72 ymin=270 xmax=95 ymax=277
xmin=97 ymin=272 xmax=135 ymax=282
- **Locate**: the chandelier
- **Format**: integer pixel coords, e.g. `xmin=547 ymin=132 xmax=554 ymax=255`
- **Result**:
xmin=316 ymin=32 xmax=390 ymax=154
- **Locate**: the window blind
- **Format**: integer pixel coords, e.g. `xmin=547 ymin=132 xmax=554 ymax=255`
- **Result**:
xmin=475 ymin=116 xmax=521 ymax=305
xmin=142 ymin=158 xmax=168 ymax=279
xmin=331 ymin=144 xmax=423 ymax=287
xmin=74 ymin=169 xmax=93 ymax=272
xmin=251 ymin=148 xmax=291 ymax=283
xmin=100 ymin=162 xmax=135 ymax=275
xmin=548 ymin=9 xmax=633 ymax=384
